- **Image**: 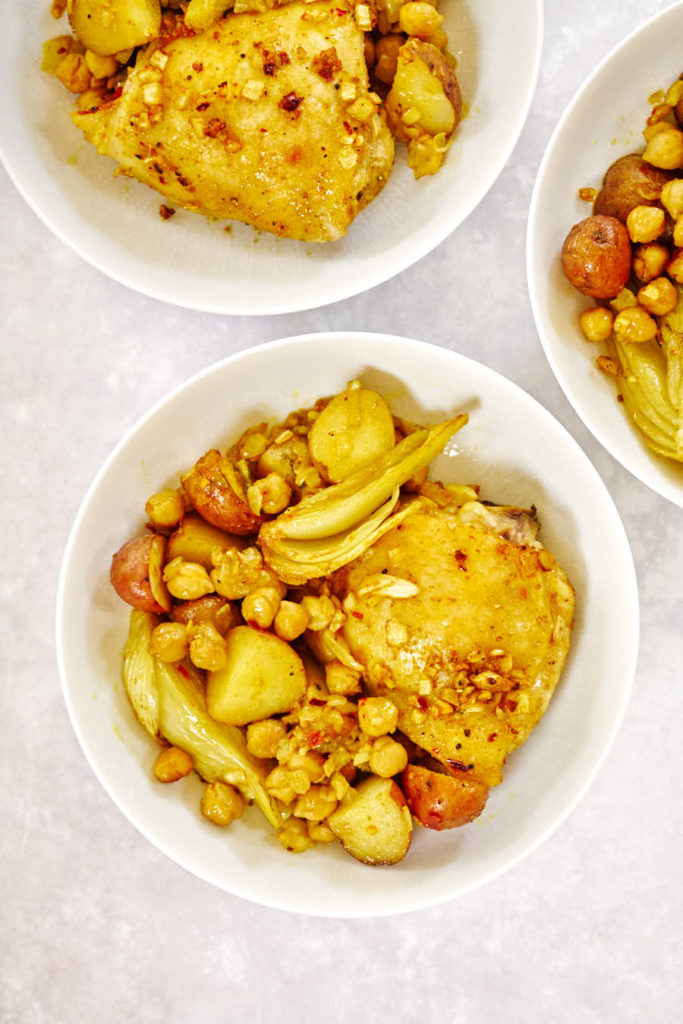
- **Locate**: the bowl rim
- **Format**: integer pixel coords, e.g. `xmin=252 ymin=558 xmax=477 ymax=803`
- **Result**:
xmin=55 ymin=332 xmax=640 ymax=916
xmin=1 ymin=0 xmax=544 ymax=316
xmin=526 ymin=2 xmax=683 ymax=508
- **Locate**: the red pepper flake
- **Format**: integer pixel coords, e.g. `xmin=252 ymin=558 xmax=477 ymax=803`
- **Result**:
xmin=278 ymin=51 xmax=290 ymax=65
xmin=351 ymin=610 xmax=364 ymax=620
xmin=159 ymin=204 xmax=175 ymax=220
xmin=506 ymin=700 xmax=518 ymax=712
xmin=196 ymin=101 xmax=210 ymax=111
xmin=417 ymin=696 xmax=429 ymax=711
xmin=57 ymin=46 xmax=67 ymax=54
xmin=177 ymin=664 xmax=190 ymax=679
xmin=309 ymin=698 xmax=326 ymax=707
xmin=487 ymin=733 xmax=498 ymax=743
xmin=279 ymin=91 xmax=303 ymax=112
xmin=454 ymin=549 xmax=467 ymax=570
xmin=192 ymin=62 xmax=204 ymax=72
xmin=343 ymin=120 xmax=353 ymax=134
xmin=263 ymin=61 xmax=277 ymax=76
xmin=520 ymin=587 xmax=528 ymax=599
xmin=335 ymin=7 xmax=347 ymax=13
xmin=112 ymin=86 xmax=123 ymax=100
xmin=447 ymin=759 xmax=472 ymax=772
xmin=307 ymin=731 xmax=322 ymax=747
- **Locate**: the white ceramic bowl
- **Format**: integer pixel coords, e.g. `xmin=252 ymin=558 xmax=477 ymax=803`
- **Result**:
xmin=527 ymin=3 xmax=683 ymax=507
xmin=1 ymin=0 xmax=541 ymax=315
xmin=56 ymin=332 xmax=638 ymax=917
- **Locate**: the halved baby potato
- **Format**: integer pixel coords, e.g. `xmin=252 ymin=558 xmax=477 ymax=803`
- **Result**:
xmin=110 ymin=533 xmax=171 ymax=613
xmin=328 ymin=775 xmax=413 ymax=865
xmin=166 ymin=513 xmax=247 ymax=569
xmin=182 ymin=450 xmax=263 ymax=536
xmin=402 ymin=764 xmax=488 ymax=830
xmin=68 ymin=0 xmax=161 ymax=56
xmin=206 ymin=625 xmax=306 ymax=725
xmin=308 ymin=384 xmax=396 ymax=484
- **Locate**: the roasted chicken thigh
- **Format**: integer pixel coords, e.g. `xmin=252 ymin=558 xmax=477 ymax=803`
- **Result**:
xmin=334 ymin=497 xmax=575 ymax=788
xmin=72 ymin=2 xmax=394 ymax=241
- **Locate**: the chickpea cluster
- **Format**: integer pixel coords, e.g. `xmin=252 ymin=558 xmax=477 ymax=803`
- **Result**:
xmin=569 ymin=76 xmax=683 ymax=351
xmin=112 ymin=396 xmax=416 ymax=850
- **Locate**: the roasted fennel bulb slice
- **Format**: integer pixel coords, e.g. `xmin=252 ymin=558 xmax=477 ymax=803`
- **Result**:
xmin=122 ymin=610 xmax=286 ymax=829
xmin=123 ymin=608 xmax=161 ymax=739
xmin=610 ymin=288 xmax=683 ymax=462
xmin=258 ymin=415 xmax=467 ymax=584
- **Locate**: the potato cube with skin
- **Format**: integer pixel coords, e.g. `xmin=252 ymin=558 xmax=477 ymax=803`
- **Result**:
xmin=386 ymin=39 xmax=461 ymax=143
xmin=206 ymin=626 xmax=307 ymax=725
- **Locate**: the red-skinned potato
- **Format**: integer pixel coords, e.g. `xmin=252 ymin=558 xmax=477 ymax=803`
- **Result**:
xmin=561 ymin=215 xmax=632 ymax=299
xmin=181 ymin=450 xmax=263 ymax=535
xmin=402 ymin=764 xmax=488 ymax=830
xmin=110 ymin=534 xmax=171 ymax=613
xmin=593 ymin=154 xmax=673 ymax=222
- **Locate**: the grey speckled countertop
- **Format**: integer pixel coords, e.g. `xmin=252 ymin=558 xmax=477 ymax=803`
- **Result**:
xmin=1 ymin=2 xmax=682 ymax=1021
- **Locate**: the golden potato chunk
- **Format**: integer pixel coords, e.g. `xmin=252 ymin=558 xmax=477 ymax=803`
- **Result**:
xmin=68 ymin=0 xmax=161 ymax=56
xmin=166 ymin=513 xmax=247 ymax=569
xmin=308 ymin=383 xmax=395 ymax=483
xmin=328 ymin=775 xmax=413 ymax=865
xmin=206 ymin=625 xmax=306 ymax=725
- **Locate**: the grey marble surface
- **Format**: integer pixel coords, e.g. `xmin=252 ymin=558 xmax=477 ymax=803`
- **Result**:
xmin=2 ymin=1 xmax=682 ymax=1021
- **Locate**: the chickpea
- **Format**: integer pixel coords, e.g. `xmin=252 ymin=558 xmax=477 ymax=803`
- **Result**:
xmin=144 ymin=489 xmax=185 ymax=530
xmin=579 ymin=307 xmax=614 ymax=342
xmin=632 ymin=243 xmax=670 ymax=282
xmin=293 ymin=785 xmax=338 ymax=821
xmin=266 ymin=765 xmax=311 ymax=804
xmin=246 ymin=473 xmax=292 ymax=516
xmin=150 ymin=622 xmax=189 ymax=662
xmin=276 ymin=818 xmax=314 ymax=853
xmin=613 ymin=306 xmax=659 ymax=343
xmin=643 ymin=128 xmax=683 ymax=169
xmin=246 ymin=718 xmax=287 ymax=759
xmin=153 ymin=746 xmax=193 ymax=783
xmin=358 ymin=696 xmax=399 ymax=737
xmin=368 ymin=736 xmax=409 ymax=778
xmin=163 ymin=557 xmax=214 ymax=600
xmin=325 ymin=659 xmax=362 ymax=696
xmin=399 ymin=2 xmax=443 ymax=39
xmin=241 ymin=586 xmax=282 ymax=629
xmin=55 ymin=52 xmax=91 ymax=93
xmin=273 ymin=600 xmax=310 ymax=641
xmin=660 ymin=179 xmax=683 ymax=219
xmin=84 ymin=50 xmax=119 ymax=78
xmin=626 ymin=205 xmax=665 ymax=243
xmin=288 ymin=750 xmax=326 ymax=783
xmin=200 ymin=781 xmax=244 ymax=826
xmin=375 ymin=34 xmax=404 ymax=85
xmin=307 ymin=820 xmax=336 ymax=843
xmin=300 ymin=594 xmax=335 ymax=631
xmin=187 ymin=621 xmax=227 ymax=671
xmin=673 ymin=217 xmax=683 ymax=248
xmin=637 ymin=277 xmax=678 ymax=316
xmin=668 ymin=248 xmax=683 ymax=283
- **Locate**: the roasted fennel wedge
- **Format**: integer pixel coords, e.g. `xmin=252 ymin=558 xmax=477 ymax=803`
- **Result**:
xmin=608 ymin=285 xmax=683 ymax=462
xmin=258 ymin=415 xmax=467 ymax=584
xmin=122 ymin=610 xmax=286 ymax=829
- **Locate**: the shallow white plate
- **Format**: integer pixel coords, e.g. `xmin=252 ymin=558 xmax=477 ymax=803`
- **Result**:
xmin=56 ymin=333 xmax=638 ymax=917
xmin=527 ymin=3 xmax=683 ymax=507
xmin=1 ymin=0 xmax=541 ymax=315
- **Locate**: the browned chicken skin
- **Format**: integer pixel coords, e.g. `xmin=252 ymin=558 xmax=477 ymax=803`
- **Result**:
xmin=334 ymin=499 xmax=575 ymax=788
xmin=72 ymin=1 xmax=394 ymax=241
